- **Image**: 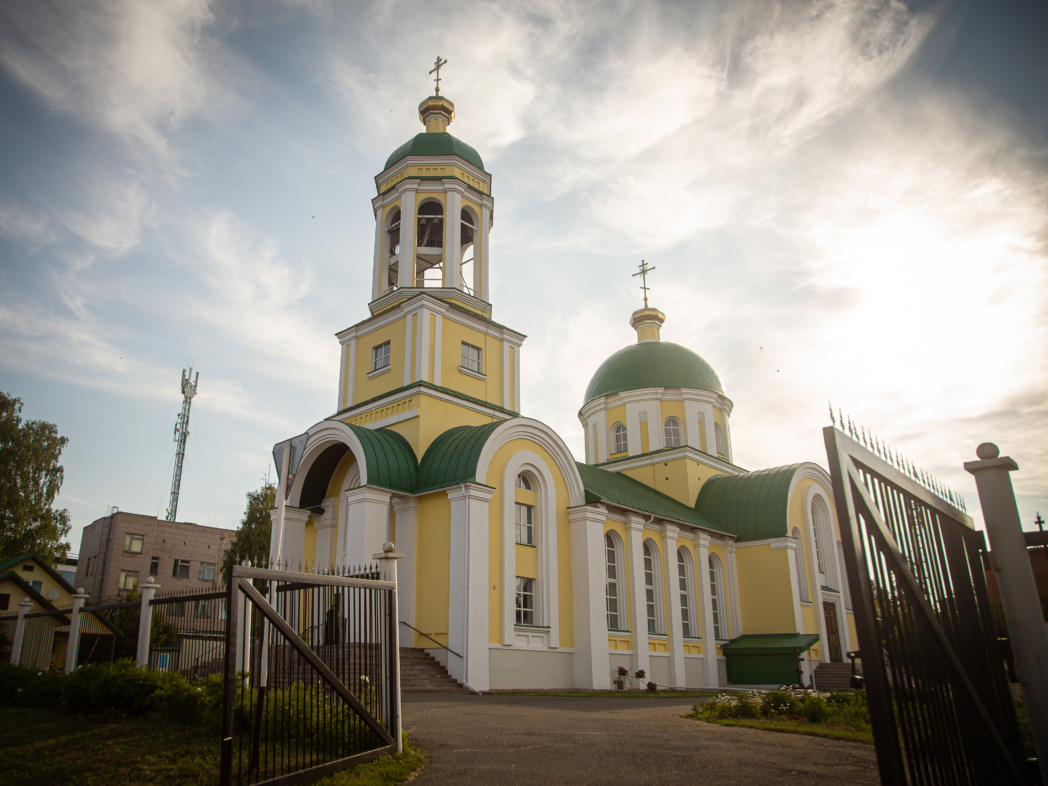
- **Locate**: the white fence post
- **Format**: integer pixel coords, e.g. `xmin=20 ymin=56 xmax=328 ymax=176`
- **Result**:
xmin=137 ymin=577 xmax=159 ymax=668
xmin=374 ymin=541 xmax=404 ymax=753
xmin=965 ymin=442 xmax=1048 ymax=786
xmin=64 ymin=588 xmax=90 ymax=674
xmin=10 ymin=598 xmax=32 ymax=665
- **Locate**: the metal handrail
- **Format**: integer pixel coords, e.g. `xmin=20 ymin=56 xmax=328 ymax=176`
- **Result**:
xmin=399 ymin=621 xmax=462 ymax=659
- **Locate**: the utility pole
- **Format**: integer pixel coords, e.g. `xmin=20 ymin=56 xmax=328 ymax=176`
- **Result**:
xmin=166 ymin=368 xmax=199 ymax=522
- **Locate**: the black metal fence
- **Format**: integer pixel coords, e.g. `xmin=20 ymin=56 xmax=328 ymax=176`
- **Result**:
xmin=221 ymin=562 xmax=399 ymax=786
xmin=825 ymin=426 xmax=1030 ymax=785
xmin=150 ymin=585 xmax=228 ymax=679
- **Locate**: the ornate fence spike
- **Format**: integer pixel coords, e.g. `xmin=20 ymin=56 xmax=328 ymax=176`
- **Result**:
xmin=829 ymin=402 xmax=836 ymax=426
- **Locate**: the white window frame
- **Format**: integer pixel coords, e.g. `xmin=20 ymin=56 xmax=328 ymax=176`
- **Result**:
xmin=515 ymin=576 xmax=536 ymax=626
xmin=119 ymin=570 xmax=139 ymax=591
xmin=663 ymin=418 xmax=683 ymax=449
xmin=460 ymin=342 xmax=483 ymax=375
xmin=515 ymin=473 xmax=532 ymax=491
xmin=124 ymin=533 xmax=144 ymax=554
xmin=371 ymin=341 xmax=391 ymax=372
xmin=172 ymin=559 xmax=191 ymax=579
xmin=195 ymin=598 xmax=213 ymax=618
xmin=643 ymin=539 xmax=665 ymax=635
xmin=612 ymin=423 xmax=628 ymax=455
xmin=605 ymin=531 xmax=626 ymax=632
xmin=515 ymin=502 xmax=534 ymax=546
xmin=677 ymin=547 xmax=699 ymax=638
xmin=793 ymin=527 xmax=811 ymax=603
xmin=198 ymin=562 xmax=216 ymax=582
xmin=708 ymin=553 xmax=727 ymax=640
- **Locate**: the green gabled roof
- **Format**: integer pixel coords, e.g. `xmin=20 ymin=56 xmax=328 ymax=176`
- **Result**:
xmin=384 ymin=132 xmax=485 ymax=172
xmin=695 ymin=464 xmax=804 ymax=542
xmin=721 ymin=633 xmax=820 ymax=654
xmin=416 ymin=421 xmax=503 ymax=494
xmin=344 ymin=424 xmax=418 ymax=493
xmin=575 ymin=462 xmax=730 ymax=534
xmin=584 ymin=341 xmax=723 ymax=404
xmin=335 ymin=380 xmax=519 ymax=420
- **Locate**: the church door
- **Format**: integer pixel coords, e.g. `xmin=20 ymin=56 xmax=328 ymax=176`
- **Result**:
xmin=823 ymin=601 xmax=843 ymax=662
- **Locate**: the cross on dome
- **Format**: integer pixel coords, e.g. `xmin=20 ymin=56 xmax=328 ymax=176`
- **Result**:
xmin=429 ymin=56 xmax=448 ymax=95
xmin=633 ymin=259 xmax=656 ymax=308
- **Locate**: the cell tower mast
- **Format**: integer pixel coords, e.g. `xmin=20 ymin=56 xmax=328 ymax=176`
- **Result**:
xmin=166 ymin=367 xmax=199 ymax=522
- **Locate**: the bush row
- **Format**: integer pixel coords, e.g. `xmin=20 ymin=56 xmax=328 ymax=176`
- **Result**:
xmin=693 ymin=688 xmax=870 ymax=729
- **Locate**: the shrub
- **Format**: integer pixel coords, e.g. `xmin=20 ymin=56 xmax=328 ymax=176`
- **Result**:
xmin=761 ymin=690 xmax=800 ymax=717
xmin=0 ymin=663 xmax=64 ymax=705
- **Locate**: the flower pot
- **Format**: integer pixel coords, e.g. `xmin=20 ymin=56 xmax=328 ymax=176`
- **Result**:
xmin=647 ymin=682 xmax=657 ymax=692
xmin=617 ymin=667 xmax=629 ymax=676
xmin=635 ymin=670 xmax=646 ymax=679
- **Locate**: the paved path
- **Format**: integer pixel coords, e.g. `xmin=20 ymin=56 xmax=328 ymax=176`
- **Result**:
xmin=402 ymin=694 xmax=880 ymax=786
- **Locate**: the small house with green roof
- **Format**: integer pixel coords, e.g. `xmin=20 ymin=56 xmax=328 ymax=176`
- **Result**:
xmin=266 ymin=82 xmax=854 ymax=693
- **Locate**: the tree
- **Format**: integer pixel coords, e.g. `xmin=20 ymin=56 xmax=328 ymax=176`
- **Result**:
xmin=221 ymin=481 xmax=276 ymax=581
xmin=0 ymin=392 xmax=71 ymax=564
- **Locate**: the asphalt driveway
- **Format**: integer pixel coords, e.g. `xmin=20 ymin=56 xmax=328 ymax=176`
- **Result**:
xmin=402 ymin=694 xmax=879 ymax=786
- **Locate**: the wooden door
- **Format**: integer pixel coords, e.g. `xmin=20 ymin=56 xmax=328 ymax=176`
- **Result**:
xmin=823 ymin=601 xmax=842 ymax=662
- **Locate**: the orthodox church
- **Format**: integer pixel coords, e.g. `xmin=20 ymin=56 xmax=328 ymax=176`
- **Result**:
xmin=271 ymin=83 xmax=856 ymax=692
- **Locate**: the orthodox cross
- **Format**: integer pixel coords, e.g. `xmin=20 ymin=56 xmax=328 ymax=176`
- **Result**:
xmin=430 ymin=56 xmax=448 ymax=95
xmin=633 ymin=259 xmax=656 ymax=307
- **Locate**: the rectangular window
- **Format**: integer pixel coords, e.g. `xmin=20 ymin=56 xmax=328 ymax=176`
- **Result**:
xmin=678 ymin=554 xmax=692 ymax=639
xmin=198 ymin=562 xmax=216 ymax=582
xmin=515 ymin=577 xmax=535 ymax=626
xmin=21 ymin=563 xmax=35 ymax=572
xmin=124 ymin=533 xmax=144 ymax=553
xmin=30 ymin=580 xmax=42 ymax=594
xmin=460 ymin=342 xmax=482 ymax=374
xmin=195 ymin=599 xmax=213 ymax=618
xmin=514 ymin=503 xmax=534 ymax=546
xmin=119 ymin=570 xmax=139 ymax=591
xmin=149 ymin=557 xmax=159 ymax=576
xmin=172 ymin=560 xmax=191 ymax=579
xmin=605 ymin=540 xmax=619 ymax=631
xmin=169 ymin=602 xmax=185 ymax=618
xmin=644 ymin=550 xmax=657 ymax=634
xmin=218 ymin=598 xmax=227 ymax=620
xmin=0 ymin=594 xmax=9 ymax=611
xmin=371 ymin=341 xmax=391 ymax=371
xmin=709 ymin=564 xmax=722 ymax=640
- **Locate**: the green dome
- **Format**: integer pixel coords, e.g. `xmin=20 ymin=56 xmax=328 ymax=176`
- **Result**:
xmin=384 ymin=132 xmax=484 ymax=172
xmin=584 ymin=342 xmax=724 ymax=404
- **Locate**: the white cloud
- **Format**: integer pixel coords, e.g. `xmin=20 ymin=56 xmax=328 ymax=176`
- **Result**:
xmin=0 ymin=200 xmax=55 ymax=252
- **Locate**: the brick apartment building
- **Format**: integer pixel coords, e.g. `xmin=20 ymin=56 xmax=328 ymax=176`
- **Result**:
xmin=75 ymin=510 xmax=234 ymax=599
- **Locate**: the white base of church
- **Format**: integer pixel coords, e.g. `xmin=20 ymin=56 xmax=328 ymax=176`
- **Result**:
xmin=488 ymin=647 xmax=575 ymax=689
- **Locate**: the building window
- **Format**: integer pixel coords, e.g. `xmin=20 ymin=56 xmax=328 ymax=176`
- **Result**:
xmin=0 ymin=594 xmax=9 ymax=611
xmin=709 ymin=554 xmax=726 ymax=640
xmin=169 ymin=602 xmax=185 ymax=618
xmin=515 ymin=473 xmax=533 ymax=491
xmin=218 ymin=598 xmax=227 ymax=620
xmin=30 ymin=580 xmax=42 ymax=594
xmin=612 ymin=423 xmax=628 ymax=454
xmin=515 ymin=503 xmax=534 ymax=546
xmin=664 ymin=418 xmax=683 ymax=449
xmin=605 ymin=533 xmax=622 ymax=631
xmin=461 ymin=342 xmax=482 ymax=374
xmin=372 ymin=341 xmax=391 ymax=371
xmin=124 ymin=533 xmax=144 ymax=553
xmin=172 ymin=560 xmax=191 ymax=579
xmin=714 ymin=422 xmax=725 ymax=456
xmin=793 ymin=528 xmax=811 ymax=603
xmin=195 ymin=599 xmax=213 ymax=618
xmin=149 ymin=557 xmax=159 ymax=576
xmin=515 ymin=577 xmax=535 ymax=626
xmin=198 ymin=562 xmax=216 ymax=582
xmin=119 ymin=570 xmax=139 ymax=591
xmin=21 ymin=563 xmax=34 ymax=572
xmin=678 ymin=548 xmax=697 ymax=638
xmin=643 ymin=541 xmax=664 ymax=635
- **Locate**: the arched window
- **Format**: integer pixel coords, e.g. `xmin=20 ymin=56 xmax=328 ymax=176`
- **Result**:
xmin=514 ymin=473 xmax=535 ymax=546
xmin=708 ymin=553 xmax=726 ymax=640
xmin=460 ymin=208 xmax=476 ymax=295
xmin=793 ymin=527 xmax=811 ymax=603
xmin=605 ymin=533 xmax=625 ymax=631
xmin=643 ymin=540 xmax=664 ymax=634
xmin=714 ymin=421 xmax=725 ymax=455
xmin=385 ymin=209 xmax=402 ymax=292
xmin=838 ymin=541 xmax=852 ymax=611
xmin=515 ymin=473 xmax=533 ymax=491
xmin=677 ymin=548 xmax=698 ymax=638
xmin=663 ymin=418 xmax=683 ymax=448
xmin=416 ymin=201 xmax=444 ymax=248
xmin=810 ymin=495 xmax=837 ymax=590
xmin=612 ymin=423 xmax=628 ymax=455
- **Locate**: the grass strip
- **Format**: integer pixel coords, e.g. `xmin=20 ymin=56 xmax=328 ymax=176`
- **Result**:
xmin=696 ymin=716 xmax=874 ymax=744
xmin=488 ymin=690 xmax=719 ymax=699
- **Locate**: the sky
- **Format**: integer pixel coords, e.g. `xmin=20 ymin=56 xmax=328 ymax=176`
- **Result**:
xmin=0 ymin=0 xmax=1046 ymax=553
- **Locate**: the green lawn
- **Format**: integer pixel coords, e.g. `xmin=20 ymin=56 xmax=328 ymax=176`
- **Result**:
xmin=0 ymin=707 xmax=425 ymax=786
xmin=697 ymin=716 xmax=874 ymax=744
xmin=488 ymin=689 xmax=720 ymax=699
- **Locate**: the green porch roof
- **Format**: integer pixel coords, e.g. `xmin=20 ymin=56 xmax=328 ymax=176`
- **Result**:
xmin=584 ymin=341 xmax=723 ymax=404
xmin=695 ymin=464 xmax=804 ymax=542
xmin=415 ymin=422 xmax=503 ymax=494
xmin=384 ymin=132 xmax=485 ymax=172
xmin=721 ymin=633 xmax=820 ymax=654
xmin=575 ymin=462 xmax=729 ymax=534
xmin=345 ymin=424 xmax=418 ymax=493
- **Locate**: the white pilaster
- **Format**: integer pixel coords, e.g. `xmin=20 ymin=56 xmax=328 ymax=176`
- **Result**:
xmin=589 ymin=411 xmax=609 ymax=464
xmin=683 ymin=396 xmax=703 ymax=451
xmin=415 ymin=306 xmax=428 ymax=383
xmin=662 ymin=523 xmax=686 ymax=688
xmin=723 ymin=412 xmax=734 ymax=463
xmin=445 ymin=187 xmax=462 ymax=290
xmin=397 ymin=188 xmax=417 ymax=289
xmin=392 ymin=497 xmax=419 ymax=631
xmin=345 ymin=339 xmax=356 ymax=409
xmin=275 ymin=507 xmax=308 ymax=569
xmin=502 ymin=342 xmax=511 ymax=410
xmin=372 ymin=203 xmax=385 ymax=300
xmin=403 ymin=314 xmax=414 ymax=386
xmin=136 ymin=577 xmax=159 ymax=668
xmin=696 ymin=534 xmax=719 ymax=687
xmin=569 ymin=505 xmax=611 ymax=689
xmin=313 ymin=497 xmax=338 ymax=570
xmin=727 ymin=541 xmax=741 ymax=637
xmin=447 ymin=484 xmax=493 ymax=691
xmin=625 ymin=402 xmax=643 ymax=457
xmin=513 ymin=346 xmax=521 ymax=412
xmin=433 ymin=314 xmax=443 ymax=386
xmin=479 ymin=205 xmax=490 ymax=301
xmin=626 ymin=515 xmax=650 ymax=676
xmin=64 ymin=589 xmax=90 ymax=674
xmin=342 ymin=487 xmax=392 ymax=569
xmin=338 ymin=341 xmax=347 ymax=411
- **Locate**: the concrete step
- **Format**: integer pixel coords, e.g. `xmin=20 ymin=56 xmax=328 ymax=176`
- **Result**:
xmin=813 ymin=663 xmax=855 ymax=691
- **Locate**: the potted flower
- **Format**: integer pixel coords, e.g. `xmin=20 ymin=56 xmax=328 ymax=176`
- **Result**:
xmin=646 ymin=681 xmax=658 ymax=692
xmin=634 ymin=670 xmax=646 ymax=680
xmin=617 ymin=666 xmax=629 ymax=676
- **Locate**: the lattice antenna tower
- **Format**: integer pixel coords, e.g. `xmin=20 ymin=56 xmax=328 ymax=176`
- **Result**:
xmin=166 ymin=367 xmax=199 ymax=522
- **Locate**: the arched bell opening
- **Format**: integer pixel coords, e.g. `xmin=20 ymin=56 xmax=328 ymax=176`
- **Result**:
xmin=416 ymin=200 xmax=444 ymax=287
xmin=384 ymin=208 xmax=401 ymax=295
xmin=460 ymin=206 xmax=478 ymax=295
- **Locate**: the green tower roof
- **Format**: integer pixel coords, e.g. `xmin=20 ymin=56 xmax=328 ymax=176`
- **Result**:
xmin=384 ymin=132 xmax=485 ymax=172
xmin=584 ymin=341 xmax=724 ymax=404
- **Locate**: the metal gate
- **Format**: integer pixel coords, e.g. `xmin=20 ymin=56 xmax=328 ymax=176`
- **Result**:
xmin=824 ymin=426 xmax=1031 ymax=785
xmin=220 ymin=563 xmax=400 ymax=786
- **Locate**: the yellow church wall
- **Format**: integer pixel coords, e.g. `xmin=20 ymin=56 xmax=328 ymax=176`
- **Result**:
xmin=416 ymin=396 xmax=500 ymax=459
xmin=380 ymin=418 xmax=421 ymax=457
xmin=481 ymin=437 xmax=574 ymax=650
xmin=640 ymin=422 xmax=650 ymax=453
xmin=620 ymin=459 xmax=694 ymax=508
xmin=352 ymin=321 xmax=405 ymax=404
xmin=303 ymin=521 xmax=317 ymax=568
xmin=413 ymin=492 xmax=452 ymax=650
xmin=735 ymin=544 xmax=795 ymax=634
xmin=439 ymin=318 xmax=504 ymax=406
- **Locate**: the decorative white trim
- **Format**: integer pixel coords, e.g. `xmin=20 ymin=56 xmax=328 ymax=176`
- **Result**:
xmin=446 ymin=483 xmax=494 ymax=691
xmin=513 ymin=346 xmax=521 ymax=413
xmin=402 ymin=314 xmax=413 ymax=385
xmin=366 ymin=364 xmax=392 ymax=380
xmin=594 ymin=445 xmax=743 ymax=475
xmin=433 ymin=314 xmax=443 ymax=386
xmin=416 ymin=305 xmax=428 ymax=383
xmin=345 ymin=340 xmax=356 ymax=408
xmin=459 ymin=365 xmax=486 ymax=381
xmin=338 ymin=341 xmax=347 ymax=411
xmin=374 ymin=155 xmax=493 ymax=195
xmin=502 ymin=342 xmax=511 ymax=410
xmin=289 ymin=421 xmax=372 ymax=507
xmin=474 ymin=418 xmax=587 ymax=507
xmin=361 ymin=409 xmax=418 ymax=431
